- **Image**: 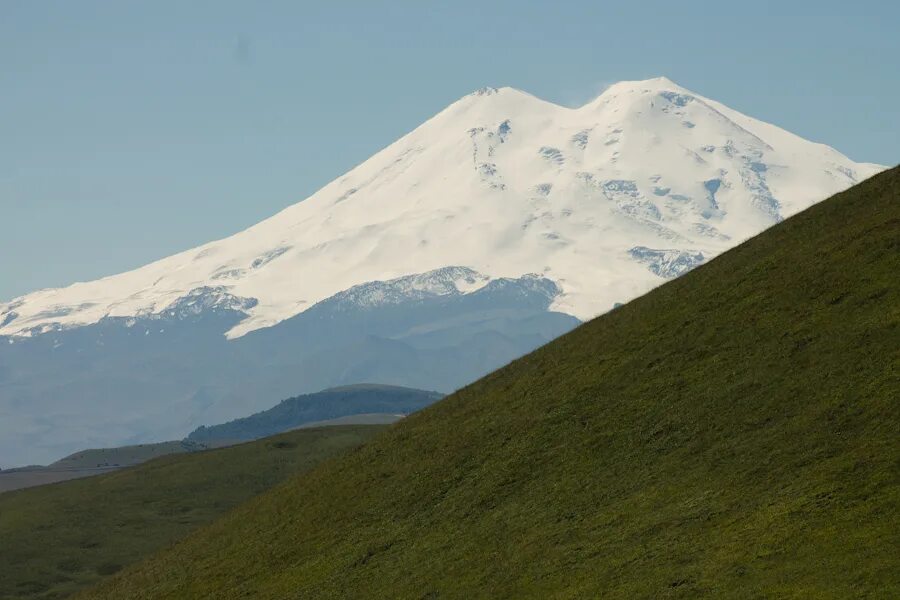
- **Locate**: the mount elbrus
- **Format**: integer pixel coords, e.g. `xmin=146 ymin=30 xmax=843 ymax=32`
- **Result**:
xmin=0 ymin=78 xmax=884 ymax=467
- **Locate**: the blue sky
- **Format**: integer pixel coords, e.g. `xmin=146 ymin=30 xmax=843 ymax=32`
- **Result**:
xmin=1 ymin=0 xmax=897 ymax=301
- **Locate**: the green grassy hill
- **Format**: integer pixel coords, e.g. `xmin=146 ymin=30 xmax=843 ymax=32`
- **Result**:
xmin=0 ymin=425 xmax=385 ymax=599
xmin=81 ymin=167 xmax=899 ymax=598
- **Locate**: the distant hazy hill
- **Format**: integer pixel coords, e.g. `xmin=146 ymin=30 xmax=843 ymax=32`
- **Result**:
xmin=86 ymin=168 xmax=898 ymax=598
xmin=187 ymin=384 xmax=442 ymax=443
xmin=0 ymin=385 xmax=433 ymax=494
xmin=0 ymin=425 xmax=384 ymax=600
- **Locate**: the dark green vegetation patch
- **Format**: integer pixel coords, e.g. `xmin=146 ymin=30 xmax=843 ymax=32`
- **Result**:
xmin=0 ymin=426 xmax=384 ymax=599
xmin=187 ymin=384 xmax=442 ymax=443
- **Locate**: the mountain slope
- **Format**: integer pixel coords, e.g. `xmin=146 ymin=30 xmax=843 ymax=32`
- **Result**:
xmin=83 ymin=168 xmax=899 ymax=598
xmin=0 ymin=425 xmax=385 ymax=600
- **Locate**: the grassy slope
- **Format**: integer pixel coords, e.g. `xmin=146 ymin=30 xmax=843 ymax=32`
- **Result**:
xmin=0 ymin=425 xmax=385 ymax=599
xmin=87 ymin=168 xmax=899 ymax=599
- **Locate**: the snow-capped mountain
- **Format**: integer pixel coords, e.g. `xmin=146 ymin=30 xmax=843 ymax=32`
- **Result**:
xmin=1 ymin=77 xmax=883 ymax=340
xmin=0 ymin=77 xmax=885 ymax=467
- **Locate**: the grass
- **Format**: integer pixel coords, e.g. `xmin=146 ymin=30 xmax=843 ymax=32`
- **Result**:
xmin=79 ymin=167 xmax=900 ymax=598
xmin=0 ymin=425 xmax=385 ymax=599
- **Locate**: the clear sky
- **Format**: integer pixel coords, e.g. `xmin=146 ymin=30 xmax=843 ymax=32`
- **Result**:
xmin=1 ymin=0 xmax=897 ymax=302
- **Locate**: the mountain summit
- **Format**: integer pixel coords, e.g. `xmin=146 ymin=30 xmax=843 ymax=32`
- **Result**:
xmin=0 ymin=77 xmax=883 ymax=339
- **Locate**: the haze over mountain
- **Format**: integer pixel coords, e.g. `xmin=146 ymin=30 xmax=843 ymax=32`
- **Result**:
xmin=0 ymin=77 xmax=884 ymax=467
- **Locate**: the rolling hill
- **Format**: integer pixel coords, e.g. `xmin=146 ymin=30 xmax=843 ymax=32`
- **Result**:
xmin=81 ymin=167 xmax=899 ymax=597
xmin=186 ymin=384 xmax=442 ymax=443
xmin=0 ymin=425 xmax=386 ymax=599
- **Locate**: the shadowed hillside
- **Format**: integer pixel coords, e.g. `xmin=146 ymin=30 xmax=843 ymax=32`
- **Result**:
xmin=85 ymin=167 xmax=899 ymax=598
xmin=0 ymin=426 xmax=385 ymax=599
